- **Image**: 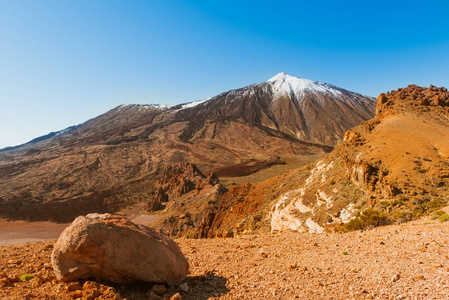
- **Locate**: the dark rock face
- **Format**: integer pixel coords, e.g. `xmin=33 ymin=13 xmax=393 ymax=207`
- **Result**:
xmin=146 ymin=162 xmax=211 ymax=210
xmin=0 ymin=74 xmax=375 ymax=222
xmin=143 ymin=162 xmax=233 ymax=237
xmin=159 ymin=162 xmax=205 ymax=187
xmin=155 ymin=187 xmax=169 ymax=203
xmin=158 ymin=162 xmax=206 ymax=198
xmin=145 ymin=187 xmax=169 ymax=212
xmin=146 ymin=162 xmax=228 ymax=237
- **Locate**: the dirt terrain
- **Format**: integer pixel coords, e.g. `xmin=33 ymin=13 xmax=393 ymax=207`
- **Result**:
xmin=0 ymin=220 xmax=68 ymax=246
xmin=1 ymin=217 xmax=448 ymax=299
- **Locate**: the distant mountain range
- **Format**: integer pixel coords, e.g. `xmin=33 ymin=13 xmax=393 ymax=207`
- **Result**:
xmin=0 ymin=73 xmax=375 ymax=222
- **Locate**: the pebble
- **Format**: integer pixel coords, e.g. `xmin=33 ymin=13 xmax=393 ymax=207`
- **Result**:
xmin=392 ymin=274 xmax=401 ymax=282
xmin=170 ymin=293 xmax=182 ymax=300
xmin=152 ymin=284 xmax=167 ymax=295
xmin=147 ymin=291 xmax=161 ymax=300
xmin=178 ymin=282 xmax=190 ymax=293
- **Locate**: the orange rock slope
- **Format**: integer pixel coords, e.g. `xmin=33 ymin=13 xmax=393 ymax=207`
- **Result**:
xmin=197 ymin=85 xmax=449 ymax=236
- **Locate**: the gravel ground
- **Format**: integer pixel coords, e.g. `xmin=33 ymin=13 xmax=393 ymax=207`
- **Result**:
xmin=1 ymin=218 xmax=448 ymax=300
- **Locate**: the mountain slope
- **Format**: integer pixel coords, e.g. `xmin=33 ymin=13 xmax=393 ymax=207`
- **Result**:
xmin=195 ymin=84 xmax=449 ymax=237
xmin=0 ymin=73 xmax=375 ymax=222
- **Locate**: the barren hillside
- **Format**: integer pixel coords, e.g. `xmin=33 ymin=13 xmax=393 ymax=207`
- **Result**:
xmin=193 ymin=85 xmax=449 ymax=237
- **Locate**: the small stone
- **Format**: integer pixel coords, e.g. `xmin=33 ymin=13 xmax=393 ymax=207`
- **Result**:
xmin=70 ymin=290 xmax=83 ymax=299
xmin=82 ymin=281 xmax=101 ymax=300
xmin=171 ymin=293 xmax=182 ymax=300
xmin=413 ymin=275 xmax=425 ymax=280
xmin=8 ymin=276 xmax=20 ymax=285
xmin=8 ymin=259 xmax=21 ymax=265
xmin=391 ymin=274 xmax=401 ymax=282
xmin=66 ymin=282 xmax=82 ymax=292
xmin=152 ymin=284 xmax=167 ymax=295
xmin=83 ymin=281 xmax=101 ymax=291
xmin=179 ymin=282 xmax=190 ymax=293
xmin=147 ymin=291 xmax=161 ymax=300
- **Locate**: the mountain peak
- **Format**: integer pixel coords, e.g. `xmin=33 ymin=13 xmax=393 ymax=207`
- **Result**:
xmin=267 ymin=72 xmax=343 ymax=100
xmin=267 ymin=72 xmax=289 ymax=82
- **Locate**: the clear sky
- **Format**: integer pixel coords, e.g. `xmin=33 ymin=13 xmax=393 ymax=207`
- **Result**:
xmin=1 ymin=0 xmax=448 ymax=148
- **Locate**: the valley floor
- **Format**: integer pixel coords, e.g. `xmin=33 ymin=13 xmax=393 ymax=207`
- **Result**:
xmin=1 ymin=219 xmax=448 ymax=299
xmin=0 ymin=220 xmax=68 ymax=246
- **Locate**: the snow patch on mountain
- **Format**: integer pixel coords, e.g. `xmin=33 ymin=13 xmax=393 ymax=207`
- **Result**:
xmin=267 ymin=72 xmax=343 ymax=101
xmin=54 ymin=125 xmax=78 ymax=137
xmin=118 ymin=104 xmax=172 ymax=111
xmin=181 ymin=98 xmax=211 ymax=109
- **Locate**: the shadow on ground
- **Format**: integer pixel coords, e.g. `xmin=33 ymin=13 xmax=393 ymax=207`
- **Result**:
xmin=115 ymin=272 xmax=229 ymax=300
xmin=183 ymin=273 xmax=229 ymax=300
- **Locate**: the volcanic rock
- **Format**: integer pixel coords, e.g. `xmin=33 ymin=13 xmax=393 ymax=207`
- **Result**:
xmin=145 ymin=198 xmax=162 ymax=212
xmin=145 ymin=187 xmax=169 ymax=212
xmin=146 ymin=162 xmax=221 ymax=212
xmin=51 ymin=213 xmax=189 ymax=285
xmin=147 ymin=162 xmax=229 ymax=237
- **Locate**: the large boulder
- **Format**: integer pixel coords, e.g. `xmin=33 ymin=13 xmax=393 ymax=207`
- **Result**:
xmin=51 ymin=213 xmax=189 ymax=285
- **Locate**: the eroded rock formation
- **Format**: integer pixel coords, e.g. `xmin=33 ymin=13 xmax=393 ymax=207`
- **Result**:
xmin=146 ymin=162 xmax=222 ymax=212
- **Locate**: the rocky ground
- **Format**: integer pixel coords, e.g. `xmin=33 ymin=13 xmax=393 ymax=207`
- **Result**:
xmin=1 ymin=218 xmax=448 ymax=300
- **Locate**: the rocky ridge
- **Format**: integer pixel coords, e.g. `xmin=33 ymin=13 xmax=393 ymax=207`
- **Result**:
xmin=271 ymin=84 xmax=449 ymax=233
xmin=143 ymin=162 xmax=228 ymax=237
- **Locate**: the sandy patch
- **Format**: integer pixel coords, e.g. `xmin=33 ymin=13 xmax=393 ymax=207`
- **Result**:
xmin=0 ymin=219 xmax=68 ymax=245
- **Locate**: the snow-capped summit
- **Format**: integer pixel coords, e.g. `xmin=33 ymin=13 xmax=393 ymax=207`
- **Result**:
xmin=267 ymin=72 xmax=343 ymax=100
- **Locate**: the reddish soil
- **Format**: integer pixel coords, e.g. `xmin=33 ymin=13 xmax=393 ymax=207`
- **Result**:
xmin=1 ymin=217 xmax=448 ymax=299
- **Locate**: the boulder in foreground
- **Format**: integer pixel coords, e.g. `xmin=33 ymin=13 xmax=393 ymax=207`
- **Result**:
xmin=51 ymin=213 xmax=189 ymax=285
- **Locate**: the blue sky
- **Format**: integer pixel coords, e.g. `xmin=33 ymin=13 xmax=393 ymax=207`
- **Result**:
xmin=1 ymin=0 xmax=448 ymax=148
